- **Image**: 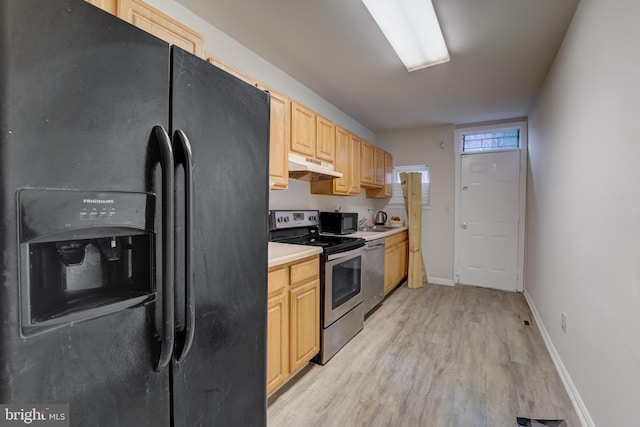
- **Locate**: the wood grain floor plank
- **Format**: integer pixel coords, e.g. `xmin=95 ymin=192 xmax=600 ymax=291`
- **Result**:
xmin=268 ymin=284 xmax=580 ymax=427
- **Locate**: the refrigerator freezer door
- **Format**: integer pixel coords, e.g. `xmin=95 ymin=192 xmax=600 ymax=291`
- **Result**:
xmin=170 ymin=47 xmax=270 ymax=427
xmin=0 ymin=1 xmax=171 ymax=425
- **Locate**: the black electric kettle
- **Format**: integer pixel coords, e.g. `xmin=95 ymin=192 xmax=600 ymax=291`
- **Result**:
xmin=374 ymin=211 xmax=387 ymax=225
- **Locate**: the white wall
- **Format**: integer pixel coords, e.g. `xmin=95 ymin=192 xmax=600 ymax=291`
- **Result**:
xmin=269 ymin=180 xmax=389 ymax=225
xmin=376 ymin=125 xmax=455 ymax=284
xmin=143 ymin=0 xmax=375 ymax=141
xmin=526 ymin=0 xmax=640 ymax=426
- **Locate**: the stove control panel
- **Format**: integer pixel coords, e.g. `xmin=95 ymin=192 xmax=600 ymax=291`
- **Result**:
xmin=269 ymin=210 xmax=320 ymax=230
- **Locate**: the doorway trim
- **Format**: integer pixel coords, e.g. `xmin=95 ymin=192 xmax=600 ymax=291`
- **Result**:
xmin=453 ymin=120 xmax=528 ymax=292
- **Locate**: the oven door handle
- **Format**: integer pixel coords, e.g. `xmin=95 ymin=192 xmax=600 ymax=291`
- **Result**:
xmin=326 ymin=245 xmax=366 ymax=261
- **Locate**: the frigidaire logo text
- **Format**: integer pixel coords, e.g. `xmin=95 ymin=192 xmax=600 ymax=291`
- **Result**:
xmin=3 ymin=406 xmax=66 ymax=424
xmin=82 ymin=199 xmax=115 ymax=204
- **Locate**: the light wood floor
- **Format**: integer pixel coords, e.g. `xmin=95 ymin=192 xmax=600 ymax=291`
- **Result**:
xmin=268 ymin=283 xmax=581 ymax=427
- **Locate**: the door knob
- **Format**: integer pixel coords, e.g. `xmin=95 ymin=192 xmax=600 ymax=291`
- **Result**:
xmin=463 ymin=186 xmax=468 ymax=191
xmin=461 ymin=223 xmax=467 ymax=229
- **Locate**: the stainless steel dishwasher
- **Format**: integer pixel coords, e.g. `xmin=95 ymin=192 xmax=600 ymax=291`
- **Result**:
xmin=363 ymin=238 xmax=385 ymax=313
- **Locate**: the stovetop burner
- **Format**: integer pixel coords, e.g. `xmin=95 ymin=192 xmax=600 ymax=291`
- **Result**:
xmin=276 ymin=234 xmax=364 ymax=253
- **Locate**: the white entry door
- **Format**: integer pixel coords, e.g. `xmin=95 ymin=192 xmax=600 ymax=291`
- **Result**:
xmin=458 ymin=150 xmax=521 ymax=291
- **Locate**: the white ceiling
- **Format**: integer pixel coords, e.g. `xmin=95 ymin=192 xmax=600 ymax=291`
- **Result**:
xmin=175 ymin=0 xmax=580 ymax=132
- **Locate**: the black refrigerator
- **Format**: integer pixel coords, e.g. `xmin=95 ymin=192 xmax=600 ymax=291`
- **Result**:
xmin=0 ymin=1 xmax=269 ymax=426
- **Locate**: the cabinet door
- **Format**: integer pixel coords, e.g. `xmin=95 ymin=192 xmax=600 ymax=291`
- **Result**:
xmin=118 ymin=0 xmax=204 ymax=58
xmin=289 ymin=279 xmax=320 ymax=373
xmin=394 ymin=245 xmax=403 ymax=288
xmin=291 ymin=102 xmax=316 ymax=157
xmin=332 ymin=126 xmax=351 ymax=194
xmin=316 ymin=116 xmax=336 ymax=163
xmin=360 ymin=140 xmax=375 ymax=186
xmin=309 ymin=126 xmax=354 ymax=196
xmin=267 ymin=287 xmax=289 ymax=395
xmin=365 ymin=150 xmax=393 ymax=199
xmin=259 ymin=85 xmax=290 ymax=190
xmin=373 ymin=147 xmax=385 ymax=187
xmin=384 ymin=151 xmax=393 ymax=198
xmin=349 ymin=134 xmax=361 ymax=194
xmin=207 ymin=55 xmax=257 ymax=85
xmin=86 ymin=0 xmax=117 ymax=14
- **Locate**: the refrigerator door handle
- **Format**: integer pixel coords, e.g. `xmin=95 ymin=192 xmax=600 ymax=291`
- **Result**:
xmin=153 ymin=125 xmax=175 ymax=371
xmin=172 ymin=129 xmax=195 ymax=362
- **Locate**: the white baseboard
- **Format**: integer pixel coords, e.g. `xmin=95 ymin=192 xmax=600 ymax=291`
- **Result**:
xmin=523 ymin=291 xmax=595 ymax=427
xmin=427 ymin=277 xmax=455 ymax=286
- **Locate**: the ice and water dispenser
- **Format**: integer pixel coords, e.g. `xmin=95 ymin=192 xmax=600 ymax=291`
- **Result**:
xmin=18 ymin=189 xmax=155 ymax=337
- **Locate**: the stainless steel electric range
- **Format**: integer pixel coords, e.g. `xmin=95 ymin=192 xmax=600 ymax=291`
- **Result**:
xmin=269 ymin=210 xmax=366 ymax=364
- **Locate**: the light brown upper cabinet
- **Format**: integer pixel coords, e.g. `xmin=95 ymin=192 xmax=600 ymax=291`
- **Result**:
xmin=373 ymin=147 xmax=385 ymax=187
xmin=118 ymin=0 xmax=205 ymax=58
xmin=385 ymin=151 xmax=393 ymax=197
xmin=256 ymin=84 xmax=290 ymax=190
xmin=206 ymin=55 xmax=257 ymax=86
xmin=366 ymin=151 xmax=393 ymax=199
xmin=86 ymin=0 xmax=117 ymax=14
xmin=349 ymin=134 xmax=362 ymax=194
xmin=316 ymin=116 xmax=336 ymax=163
xmin=311 ymin=126 xmax=359 ymax=196
xmin=291 ymin=102 xmax=316 ymax=157
xmin=291 ymin=103 xmax=336 ymax=163
xmin=360 ymin=140 xmax=376 ymax=187
xmin=331 ymin=126 xmax=351 ymax=194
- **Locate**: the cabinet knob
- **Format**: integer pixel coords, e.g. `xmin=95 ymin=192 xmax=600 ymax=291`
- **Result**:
xmin=461 ymin=223 xmax=467 ymax=230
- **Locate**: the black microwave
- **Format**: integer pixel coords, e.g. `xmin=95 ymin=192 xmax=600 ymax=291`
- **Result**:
xmin=320 ymin=212 xmax=358 ymax=235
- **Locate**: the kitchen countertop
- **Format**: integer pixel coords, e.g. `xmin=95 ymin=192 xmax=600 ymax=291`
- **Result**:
xmin=268 ymin=242 xmax=323 ymax=268
xmin=349 ymin=226 xmax=408 ymax=241
xmin=268 ymin=226 xmax=407 ymax=267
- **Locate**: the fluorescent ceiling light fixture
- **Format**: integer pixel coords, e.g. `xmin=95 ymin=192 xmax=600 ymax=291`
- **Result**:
xmin=362 ymin=0 xmax=450 ymax=71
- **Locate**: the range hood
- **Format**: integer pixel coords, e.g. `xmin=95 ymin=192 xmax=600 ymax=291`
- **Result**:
xmin=288 ymin=153 xmax=342 ymax=181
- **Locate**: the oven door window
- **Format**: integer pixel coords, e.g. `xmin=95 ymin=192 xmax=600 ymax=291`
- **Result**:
xmin=331 ymin=256 xmax=362 ymax=309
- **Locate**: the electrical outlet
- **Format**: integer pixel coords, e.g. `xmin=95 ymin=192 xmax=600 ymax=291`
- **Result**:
xmin=561 ymin=312 xmax=567 ymax=333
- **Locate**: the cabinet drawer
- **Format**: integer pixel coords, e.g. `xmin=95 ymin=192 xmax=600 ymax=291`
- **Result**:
xmin=385 ymin=230 xmax=407 ymax=247
xmin=290 ymin=257 xmax=320 ymax=287
xmin=268 ymin=266 xmax=289 ymax=294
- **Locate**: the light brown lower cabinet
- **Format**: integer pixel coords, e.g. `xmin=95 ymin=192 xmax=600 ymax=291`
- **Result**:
xmin=289 ymin=279 xmax=320 ymax=372
xmin=384 ymin=231 xmax=409 ymax=295
xmin=267 ymin=284 xmax=288 ymax=395
xmin=267 ymin=255 xmax=320 ymax=396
